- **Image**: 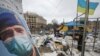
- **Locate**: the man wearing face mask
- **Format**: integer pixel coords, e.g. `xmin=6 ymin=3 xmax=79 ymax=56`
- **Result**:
xmin=0 ymin=11 xmax=40 ymax=56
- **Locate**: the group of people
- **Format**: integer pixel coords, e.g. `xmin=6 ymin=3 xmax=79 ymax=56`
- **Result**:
xmin=53 ymin=23 xmax=84 ymax=52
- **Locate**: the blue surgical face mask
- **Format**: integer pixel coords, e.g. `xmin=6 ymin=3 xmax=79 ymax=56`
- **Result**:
xmin=3 ymin=34 xmax=33 ymax=56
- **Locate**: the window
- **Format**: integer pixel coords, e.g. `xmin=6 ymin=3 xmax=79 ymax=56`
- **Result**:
xmin=7 ymin=5 xmax=10 ymax=8
xmin=16 ymin=6 xmax=19 ymax=10
xmin=2 ymin=4 xmax=4 ymax=6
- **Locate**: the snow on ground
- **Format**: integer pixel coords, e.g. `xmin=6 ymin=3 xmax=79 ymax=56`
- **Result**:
xmin=32 ymin=34 xmax=100 ymax=56
xmin=42 ymin=51 xmax=57 ymax=56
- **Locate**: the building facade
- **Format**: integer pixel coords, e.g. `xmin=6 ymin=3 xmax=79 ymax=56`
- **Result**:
xmin=24 ymin=12 xmax=47 ymax=34
xmin=0 ymin=0 xmax=23 ymax=14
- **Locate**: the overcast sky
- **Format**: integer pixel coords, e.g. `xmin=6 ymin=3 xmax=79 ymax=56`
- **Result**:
xmin=22 ymin=0 xmax=100 ymax=24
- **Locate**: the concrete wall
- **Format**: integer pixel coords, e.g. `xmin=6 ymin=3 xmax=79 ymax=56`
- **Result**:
xmin=0 ymin=0 xmax=23 ymax=14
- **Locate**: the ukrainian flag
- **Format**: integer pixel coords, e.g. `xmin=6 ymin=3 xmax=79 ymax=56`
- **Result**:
xmin=57 ymin=25 xmax=68 ymax=32
xmin=78 ymin=0 xmax=99 ymax=15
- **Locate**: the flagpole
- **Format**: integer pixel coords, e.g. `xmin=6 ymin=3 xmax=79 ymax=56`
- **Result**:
xmin=81 ymin=0 xmax=89 ymax=56
xmin=76 ymin=0 xmax=79 ymax=20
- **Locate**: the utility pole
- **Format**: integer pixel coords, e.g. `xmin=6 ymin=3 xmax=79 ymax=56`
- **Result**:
xmin=81 ymin=0 xmax=89 ymax=56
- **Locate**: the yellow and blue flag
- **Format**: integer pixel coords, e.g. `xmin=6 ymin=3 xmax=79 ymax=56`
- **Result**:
xmin=78 ymin=0 xmax=99 ymax=15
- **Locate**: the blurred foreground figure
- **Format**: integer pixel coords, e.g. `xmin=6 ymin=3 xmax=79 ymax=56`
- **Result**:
xmin=0 ymin=8 xmax=40 ymax=56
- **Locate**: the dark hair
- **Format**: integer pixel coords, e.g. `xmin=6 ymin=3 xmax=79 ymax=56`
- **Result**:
xmin=57 ymin=53 xmax=65 ymax=56
xmin=79 ymin=27 xmax=84 ymax=31
xmin=0 ymin=37 xmax=1 ymax=40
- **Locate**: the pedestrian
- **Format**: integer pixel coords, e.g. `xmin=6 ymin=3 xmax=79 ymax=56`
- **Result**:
xmin=77 ymin=27 xmax=84 ymax=51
